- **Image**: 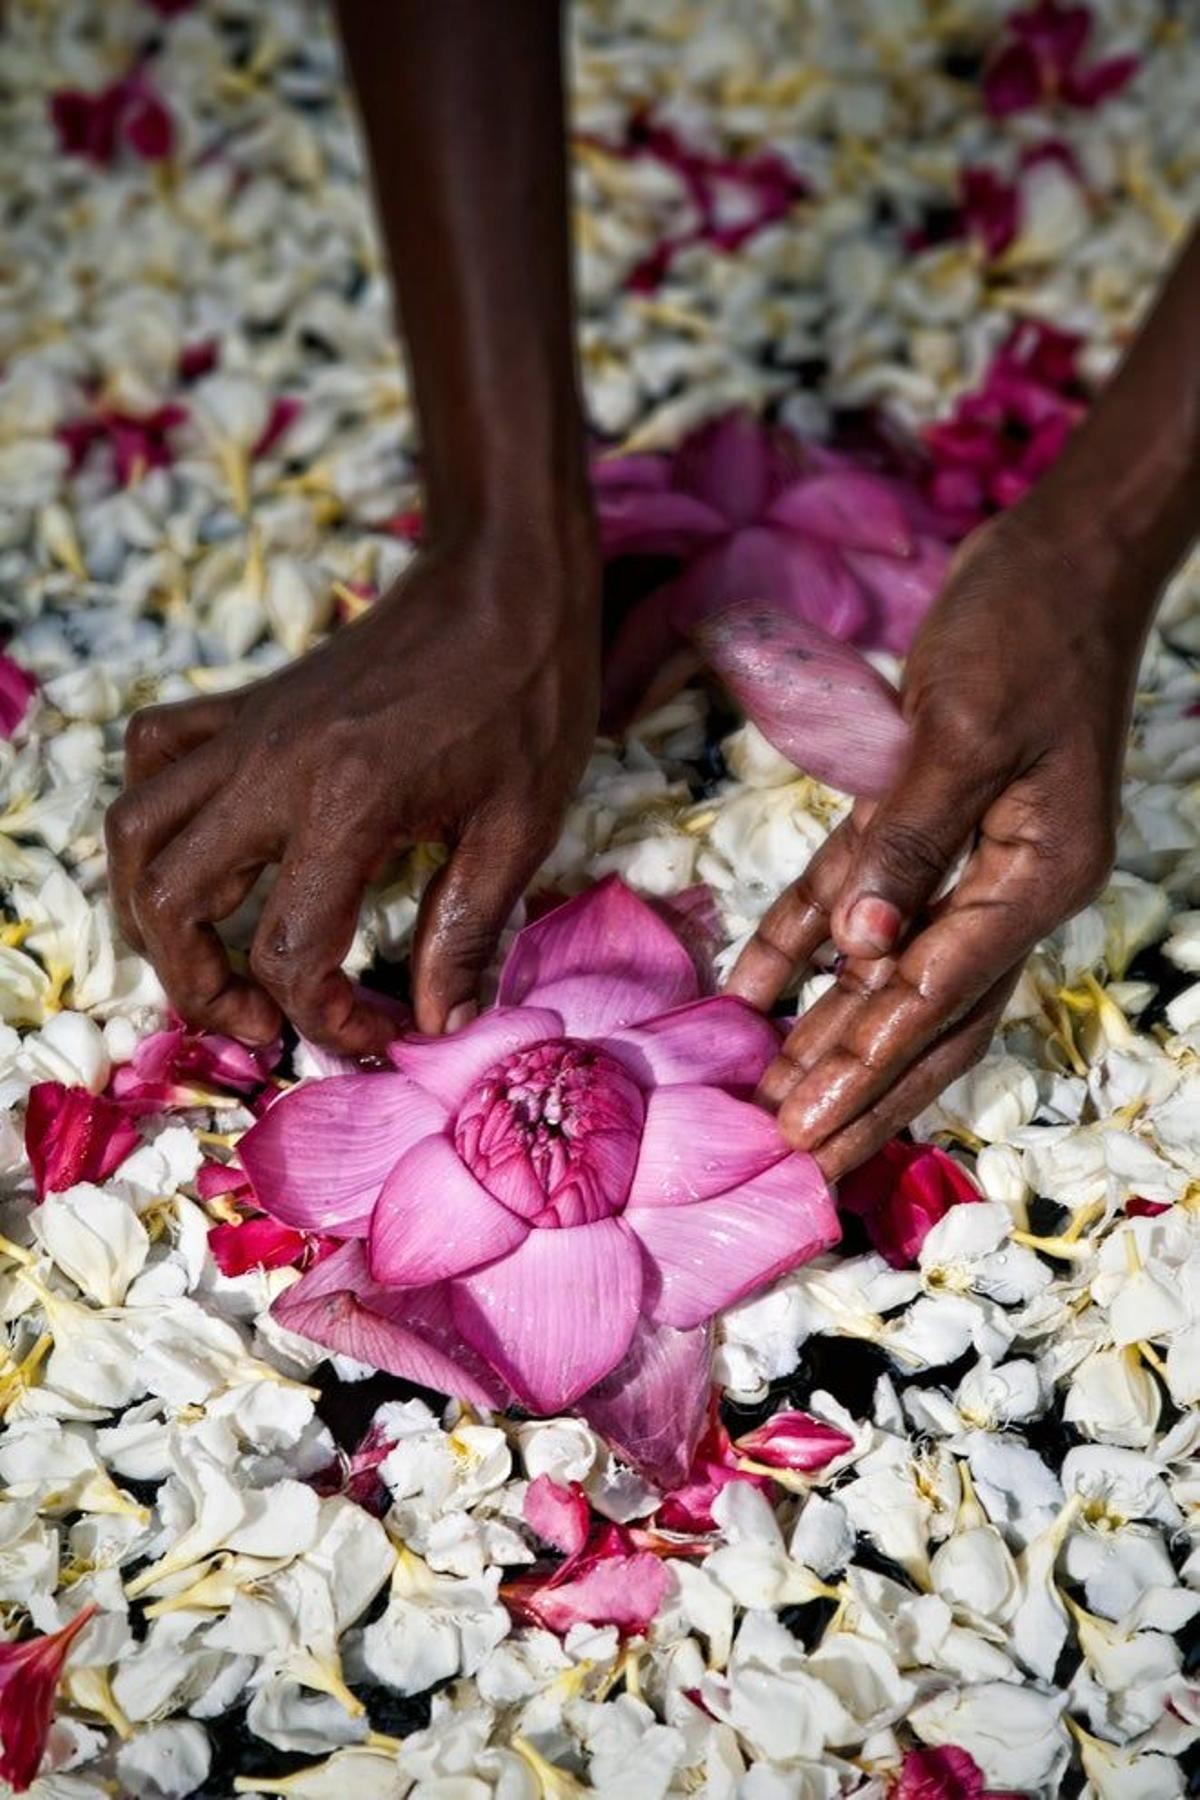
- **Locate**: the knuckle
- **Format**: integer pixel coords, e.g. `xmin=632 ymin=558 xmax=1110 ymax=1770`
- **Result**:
xmin=867 ymin=820 xmax=949 ymax=893
xmin=104 ymin=794 xmax=144 ymax=855
xmin=248 ymin=932 xmax=298 ymax=997
xmin=1062 ymin=825 xmax=1117 ymax=909
xmin=124 ymin=706 xmax=172 ymax=767
xmin=133 ymin=869 xmax=177 ymax=931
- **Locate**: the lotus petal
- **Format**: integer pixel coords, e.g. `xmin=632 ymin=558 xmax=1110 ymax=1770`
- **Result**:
xmin=271 ymin=1242 xmax=508 ymax=1406
xmin=597 ymin=488 xmax=725 ymax=560
xmin=239 ymin=1072 xmax=446 ymax=1236
xmin=733 ymin=1410 xmax=855 ymax=1472
xmin=388 ymin=1006 xmax=564 ymax=1109
xmin=499 ymin=877 xmax=697 ymax=1034
xmin=672 ymin=410 xmax=793 ymax=526
xmin=524 ymin=1474 xmax=590 ymax=1557
xmin=673 ymin=526 xmax=874 ymax=642
xmin=766 ymin=472 xmax=915 ymax=557
xmin=581 ymin=1316 xmax=713 ymax=1491
xmin=626 ymin=1085 xmax=786 ymax=1209
xmin=842 ymin=534 xmax=950 ymax=653
xmin=603 ymin=996 xmax=780 ymax=1092
xmin=630 ymin=1153 xmax=839 ymax=1329
xmin=25 ymin=1082 xmax=139 ymax=1199
xmin=451 ymin=1217 xmax=643 ymax=1412
xmin=369 ymin=1134 xmax=529 ymax=1286
xmin=504 ymin=1537 xmax=670 ymax=1636
xmin=696 ymin=603 xmax=909 ymax=797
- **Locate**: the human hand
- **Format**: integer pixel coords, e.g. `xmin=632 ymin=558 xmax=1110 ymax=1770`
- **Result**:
xmin=726 ymin=505 xmax=1152 ymax=1179
xmin=106 ymin=517 xmax=600 ymax=1053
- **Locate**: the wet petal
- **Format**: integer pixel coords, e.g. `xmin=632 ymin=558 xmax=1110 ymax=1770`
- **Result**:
xmin=766 ymin=471 xmax=915 ymax=557
xmin=369 ymin=1134 xmax=529 ymax=1285
xmin=627 ymin=1085 xmax=787 ymax=1209
xmin=629 ymin=1152 xmax=839 ymax=1329
xmin=388 ymin=1007 xmax=563 ymax=1109
xmin=239 ymin=1072 xmax=445 ymax=1236
xmin=451 ymin=1218 xmax=643 ymax=1411
xmin=499 ymin=878 xmax=697 ymax=1033
xmin=604 ymin=996 xmax=781 ymax=1092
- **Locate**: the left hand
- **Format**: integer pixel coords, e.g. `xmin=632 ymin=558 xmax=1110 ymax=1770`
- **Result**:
xmin=725 ymin=503 xmax=1151 ymax=1179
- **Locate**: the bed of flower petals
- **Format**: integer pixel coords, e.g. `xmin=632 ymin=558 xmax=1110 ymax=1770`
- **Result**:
xmin=1 ymin=0 xmax=1199 ymax=1795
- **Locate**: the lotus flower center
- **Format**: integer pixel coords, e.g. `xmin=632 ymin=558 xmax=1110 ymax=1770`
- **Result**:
xmin=454 ymin=1038 xmax=644 ymax=1228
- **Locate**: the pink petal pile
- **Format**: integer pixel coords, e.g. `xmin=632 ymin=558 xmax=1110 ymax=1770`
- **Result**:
xmin=240 ymin=878 xmax=840 ymax=1487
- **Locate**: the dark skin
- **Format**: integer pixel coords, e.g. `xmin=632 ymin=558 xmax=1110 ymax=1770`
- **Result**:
xmin=108 ymin=1 xmax=1199 ymax=1174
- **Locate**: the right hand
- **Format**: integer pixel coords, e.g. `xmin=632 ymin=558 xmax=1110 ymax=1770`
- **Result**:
xmin=106 ymin=513 xmax=601 ymax=1053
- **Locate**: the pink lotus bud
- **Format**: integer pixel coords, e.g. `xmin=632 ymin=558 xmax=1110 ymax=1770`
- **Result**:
xmin=0 ymin=1605 xmax=96 ymax=1792
xmin=733 ymin=1410 xmax=853 ymax=1473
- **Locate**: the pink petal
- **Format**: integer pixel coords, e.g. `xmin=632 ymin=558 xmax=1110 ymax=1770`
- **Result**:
xmin=603 ymin=996 xmax=780 ymax=1092
xmin=525 ymin=1475 xmax=590 ymax=1557
xmin=238 ymin=1072 xmax=446 ymax=1236
xmin=765 ymin=472 xmax=915 ymax=557
xmin=841 ymin=533 xmax=951 ymax=654
xmin=838 ymin=1138 xmax=979 ymax=1268
xmin=596 ymin=488 xmax=726 ymax=561
xmin=272 ymin=1241 xmax=509 ymax=1406
xmin=208 ymin=1216 xmax=315 ymax=1277
xmin=601 ymin=571 xmax=705 ymax=727
xmin=896 ymin=1744 xmax=987 ymax=1800
xmin=671 ymin=411 xmax=791 ymax=527
xmin=733 ymin=1410 xmax=854 ymax=1473
xmin=581 ymin=1316 xmax=713 ymax=1491
xmin=695 ymin=603 xmax=909 ymax=799
xmin=591 ymin=453 xmax=673 ymax=493
xmin=499 ymin=878 xmax=698 ymax=1035
xmin=0 ymin=654 xmax=37 ymax=739
xmin=629 ymin=1152 xmax=839 ymax=1329
xmin=650 ymin=885 xmax=725 ymax=993
xmin=368 ymin=1134 xmax=529 ymax=1286
xmin=387 ymin=1006 xmax=563 ymax=1109
xmin=982 ymin=40 xmax=1044 ymax=116
xmin=627 ymin=1084 xmax=787 ymax=1210
xmin=505 ymin=1544 xmax=669 ymax=1637
xmin=24 ymin=1083 xmax=139 ymax=1200
xmin=1063 ymin=51 xmax=1138 ymax=107
xmin=451 ymin=1218 xmax=643 ymax=1411
xmin=672 ymin=527 xmax=874 ymax=643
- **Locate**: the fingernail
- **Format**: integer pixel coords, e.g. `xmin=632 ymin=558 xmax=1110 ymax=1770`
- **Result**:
xmin=445 ymin=1000 xmax=478 ymax=1035
xmin=844 ymin=896 xmax=901 ymax=956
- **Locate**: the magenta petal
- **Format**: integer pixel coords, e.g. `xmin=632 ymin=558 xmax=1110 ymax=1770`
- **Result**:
xmin=671 ymin=527 xmax=873 ymax=643
xmin=239 ymin=1072 xmax=446 ymax=1237
xmin=451 ymin=1218 xmax=643 ymax=1411
xmin=672 ymin=411 xmax=791 ymax=527
xmin=596 ymin=487 xmax=726 ymax=560
xmin=499 ymin=878 xmax=698 ymax=1033
xmin=629 ymin=1152 xmax=839 ymax=1329
xmin=388 ymin=1007 xmax=564 ymax=1109
xmin=580 ymin=1316 xmax=713 ymax=1491
xmin=271 ymin=1242 xmax=510 ymax=1407
xmin=733 ymin=1410 xmax=854 ymax=1473
xmin=765 ymin=472 xmax=915 ymax=557
xmin=510 ymin=1545 xmax=670 ymax=1636
xmin=626 ymin=1085 xmax=786 ymax=1209
xmin=0 ymin=654 xmax=37 ymax=739
xmin=525 ymin=1475 xmax=590 ymax=1557
xmin=368 ymin=1135 xmax=529 ymax=1286
xmin=591 ymin=453 xmax=673 ymax=493
xmin=842 ymin=533 xmax=951 ymax=654
xmin=1063 ymin=52 xmax=1138 ymax=107
xmin=696 ymin=603 xmax=909 ymax=798
xmin=604 ymin=997 xmax=780 ymax=1093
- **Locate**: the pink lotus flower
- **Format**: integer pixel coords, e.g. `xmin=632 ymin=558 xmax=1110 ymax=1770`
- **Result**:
xmin=24 ymin=1082 xmax=140 ymax=1201
xmin=983 ymin=0 xmax=1138 ymax=117
xmin=49 ymin=75 xmax=175 ymax=166
xmin=242 ymin=879 xmax=838 ymax=1486
xmin=504 ymin=1475 xmax=669 ymax=1635
xmin=110 ymin=1015 xmax=281 ymax=1112
xmin=0 ymin=1604 xmax=96 ymax=1793
xmin=0 ymin=654 xmax=37 ymax=740
xmin=896 ymin=1745 xmax=1024 ymax=1800
xmin=923 ymin=320 xmax=1085 ymax=524
xmin=838 ymin=1139 xmax=980 ymax=1269
xmin=597 ymin=411 xmax=953 ymax=746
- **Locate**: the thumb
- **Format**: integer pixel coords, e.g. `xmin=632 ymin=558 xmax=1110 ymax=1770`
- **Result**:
xmin=830 ymin=732 xmax=1003 ymax=959
xmin=411 ymin=817 xmax=539 ymax=1034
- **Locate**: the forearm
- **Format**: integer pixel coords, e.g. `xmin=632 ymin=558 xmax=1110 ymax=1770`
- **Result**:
xmin=1030 ymin=225 xmax=1200 ymax=623
xmin=336 ymin=0 xmax=589 ymax=547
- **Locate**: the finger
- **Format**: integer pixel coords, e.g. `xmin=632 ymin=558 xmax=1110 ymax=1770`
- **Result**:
xmin=411 ymin=811 xmax=546 ymax=1034
xmin=724 ymin=812 xmax=863 ymax=1011
xmin=829 ymin=720 xmax=1010 ymax=960
xmin=812 ymin=966 xmax=1020 ymax=1180
xmin=123 ymin=695 xmax=237 ymax=787
xmin=770 ymin=803 xmax=1071 ymax=1151
xmin=132 ymin=802 xmax=281 ymax=1045
xmin=105 ymin=739 xmax=230 ymax=952
xmin=249 ymin=839 xmax=395 ymax=1056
